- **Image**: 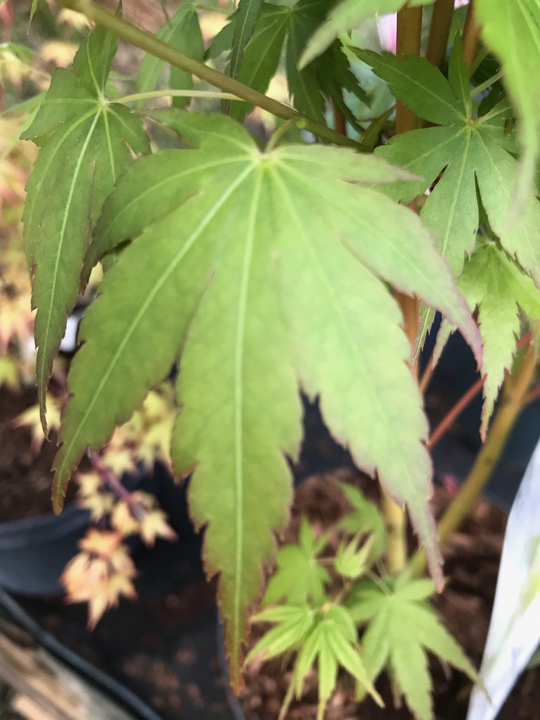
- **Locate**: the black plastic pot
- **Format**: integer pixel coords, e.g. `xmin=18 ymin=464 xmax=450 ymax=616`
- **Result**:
xmin=0 ymin=504 xmax=90 ymax=595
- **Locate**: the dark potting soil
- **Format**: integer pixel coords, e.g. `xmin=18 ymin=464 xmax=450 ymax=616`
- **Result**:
xmin=1 ymin=387 xmax=539 ymax=719
xmin=0 ymin=387 xmax=77 ymax=522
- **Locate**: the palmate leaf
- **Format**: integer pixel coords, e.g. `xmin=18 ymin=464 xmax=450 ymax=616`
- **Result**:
xmin=210 ymin=0 xmax=368 ymax=126
xmin=347 ymin=576 xmax=480 ymax=720
xmin=53 ymin=111 xmax=480 ymax=687
xmin=263 ymin=517 xmax=330 ymax=606
xmin=476 ymin=0 xmax=540 ymax=224
xmin=249 ymin=604 xmax=381 ymax=718
xmin=299 ymin=0 xmax=435 ymax=69
xmin=137 ymin=0 xmax=204 ymax=109
xmin=337 ymin=482 xmax=386 ymax=561
xmin=22 ymin=25 xmax=149 ymax=430
xmin=357 ymin=39 xmax=540 ymax=286
xmin=439 ymin=242 xmax=540 ymax=437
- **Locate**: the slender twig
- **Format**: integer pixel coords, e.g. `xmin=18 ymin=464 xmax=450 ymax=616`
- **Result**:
xmin=426 ymin=0 xmax=455 ymax=69
xmin=470 ymin=70 xmax=503 ymax=98
xmin=412 ymin=345 xmax=537 ymax=576
xmin=427 ymin=377 xmax=485 ymax=450
xmin=89 ymin=452 xmax=146 ymax=520
xmin=113 ymin=89 xmax=240 ymax=104
xmin=333 ymin=106 xmax=347 ymax=136
xmin=425 ymin=331 xmax=532 ymax=447
xmin=462 ymin=0 xmax=481 ymax=72
xmin=56 ymin=0 xmax=366 ymax=151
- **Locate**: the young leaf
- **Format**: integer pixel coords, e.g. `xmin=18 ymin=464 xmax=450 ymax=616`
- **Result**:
xmin=358 ymin=41 xmax=540 ymax=286
xmin=476 ymin=0 xmax=540 ymax=225
xmin=299 ymin=0 xmax=435 ymax=70
xmin=250 ymin=603 xmax=382 ymax=718
xmin=227 ymin=0 xmax=263 ymax=83
xmin=213 ymin=0 xmax=368 ymax=124
xmin=444 ymin=242 xmax=540 ymax=437
xmin=348 ymin=577 xmax=480 ymax=720
xmin=22 ymin=25 xmax=149 ymax=431
xmin=337 ymin=482 xmax=386 ymax=561
xmin=263 ymin=517 xmax=330 ymax=606
xmin=54 ymin=111 xmax=480 ymax=686
xmin=137 ymin=0 xmax=204 ymax=109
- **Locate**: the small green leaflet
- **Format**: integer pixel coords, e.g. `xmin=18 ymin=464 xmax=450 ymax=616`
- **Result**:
xmin=137 ymin=0 xmax=203 ymax=109
xmin=441 ymin=242 xmax=540 ymax=437
xmin=210 ymin=0 xmax=368 ymax=126
xmin=358 ymin=39 xmax=540 ymax=285
xmin=299 ymin=0 xmax=435 ymax=69
xmin=337 ymin=482 xmax=386 ymax=561
xmin=476 ymin=0 xmax=540 ymax=227
xmin=54 ymin=111 xmax=480 ymax=687
xmin=346 ymin=576 xmax=481 ymax=720
xmin=358 ymin=38 xmax=540 ymax=355
xmin=248 ymin=604 xmax=382 ymax=718
xmin=22 ymin=25 xmax=149 ymax=431
xmin=263 ymin=517 xmax=330 ymax=606
xmin=227 ymin=0 xmax=263 ymax=82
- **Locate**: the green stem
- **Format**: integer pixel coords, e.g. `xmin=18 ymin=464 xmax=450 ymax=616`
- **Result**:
xmin=411 ymin=346 xmax=537 ymax=577
xmin=113 ymin=89 xmax=240 ymax=104
xmin=470 ymin=70 xmax=503 ymax=98
xmin=265 ymin=117 xmax=302 ymax=152
xmin=56 ymin=0 xmax=366 ymax=151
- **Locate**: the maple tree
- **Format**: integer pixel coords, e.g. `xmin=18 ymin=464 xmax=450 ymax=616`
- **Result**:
xmin=6 ymin=0 xmax=540 ymax=716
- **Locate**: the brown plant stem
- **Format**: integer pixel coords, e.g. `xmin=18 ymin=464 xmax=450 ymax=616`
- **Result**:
xmin=333 ymin=107 xmax=347 ymax=136
xmin=426 ymin=0 xmax=455 ymax=69
xmin=412 ymin=345 xmax=537 ymax=576
xmin=462 ymin=0 xmax=481 ymax=71
xmin=56 ymin=0 xmax=364 ymax=150
xmin=427 ymin=376 xmax=485 ymax=450
xmin=396 ymin=5 xmax=422 ymax=134
xmin=382 ymin=6 xmax=423 ymax=576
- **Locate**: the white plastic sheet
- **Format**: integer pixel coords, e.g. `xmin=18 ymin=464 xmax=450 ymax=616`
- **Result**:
xmin=467 ymin=437 xmax=540 ymax=720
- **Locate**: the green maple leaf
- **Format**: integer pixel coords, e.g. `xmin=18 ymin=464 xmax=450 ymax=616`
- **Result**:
xmin=476 ymin=0 xmax=540 ymax=224
xmin=137 ymin=0 xmax=204 ymax=109
xmin=22 ymin=25 xmax=149 ymax=430
xmin=438 ymin=241 xmax=540 ymax=437
xmin=263 ymin=517 xmax=330 ymax=606
xmin=346 ymin=576 xmax=481 ymax=720
xmin=53 ymin=110 xmax=480 ymax=687
xmin=248 ymin=604 xmax=382 ymax=719
xmin=337 ymin=482 xmax=386 ymax=561
xmin=210 ymin=0 xmax=368 ymax=126
xmin=299 ymin=0 xmax=434 ymax=69
xmin=357 ymin=37 xmax=540 ymax=289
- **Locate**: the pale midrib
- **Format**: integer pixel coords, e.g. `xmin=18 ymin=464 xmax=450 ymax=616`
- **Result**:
xmin=38 ymin=111 xmax=102 ymax=410
xmin=270 ymin=168 xmax=425 ymax=494
xmin=25 ymin=109 xmax=98 ymax=245
xmin=85 ymin=38 xmax=102 ymax=96
xmin=439 ymin=129 xmax=472 ymax=260
xmin=240 ymin=17 xmax=288 ymax=88
xmin=98 ymin=156 xmax=248 ymax=248
xmin=232 ymin=169 xmax=263 ymax=659
xmin=376 ymin=59 xmax=466 ymax=122
xmin=279 ymin=162 xmax=461 ymax=334
xmin=102 ymin=107 xmax=117 ymax=182
xmin=56 ymin=162 xmax=256 ymax=484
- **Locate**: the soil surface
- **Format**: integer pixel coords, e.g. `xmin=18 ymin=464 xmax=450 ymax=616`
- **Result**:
xmin=0 ymin=387 xmax=76 ymax=522
xmin=1 ymin=387 xmax=539 ymax=719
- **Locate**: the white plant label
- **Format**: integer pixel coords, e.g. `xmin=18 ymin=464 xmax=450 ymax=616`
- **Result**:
xmin=467 ymin=436 xmax=540 ymax=720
